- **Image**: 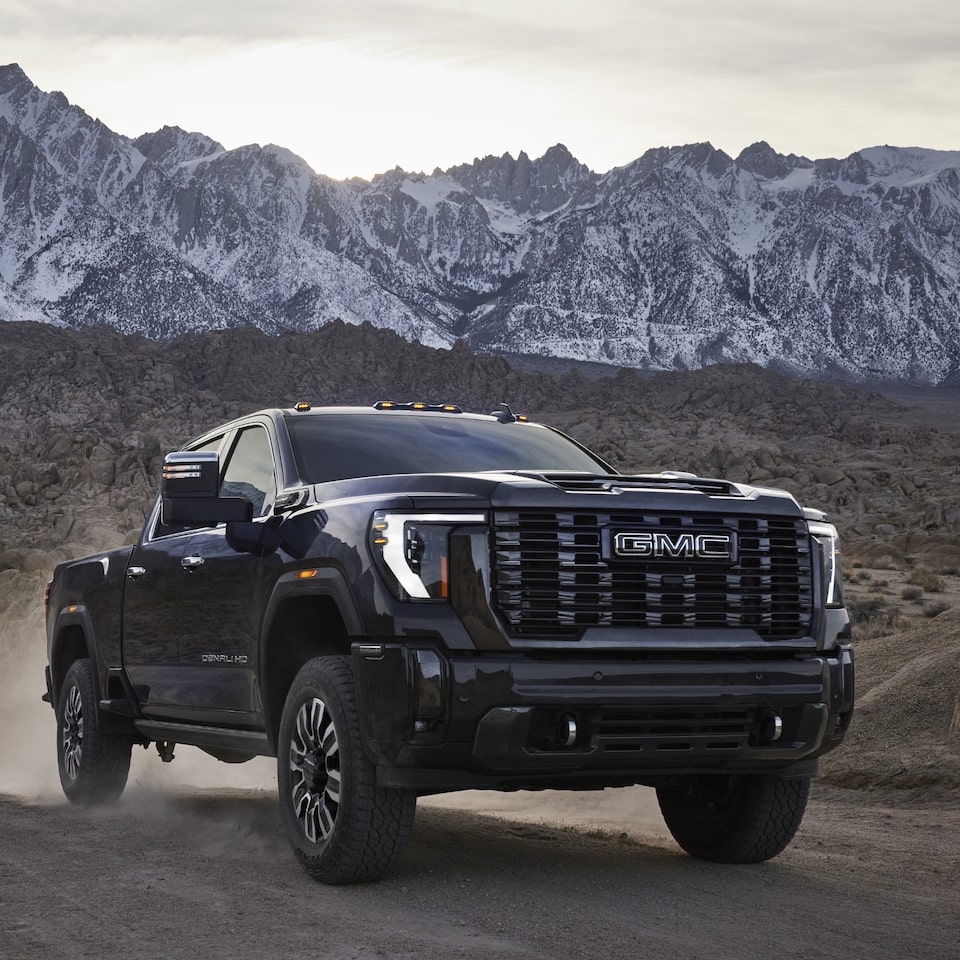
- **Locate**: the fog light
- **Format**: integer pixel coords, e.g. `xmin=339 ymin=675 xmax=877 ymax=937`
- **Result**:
xmin=559 ymin=714 xmax=577 ymax=747
xmin=759 ymin=712 xmax=783 ymax=744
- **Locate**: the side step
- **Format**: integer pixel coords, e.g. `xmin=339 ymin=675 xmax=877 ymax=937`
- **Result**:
xmin=134 ymin=720 xmax=273 ymax=757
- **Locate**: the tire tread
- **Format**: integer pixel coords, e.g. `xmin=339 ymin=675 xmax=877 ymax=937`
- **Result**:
xmin=278 ymin=656 xmax=416 ymax=884
xmin=57 ymin=658 xmax=132 ymax=805
xmin=657 ymin=776 xmax=809 ymax=864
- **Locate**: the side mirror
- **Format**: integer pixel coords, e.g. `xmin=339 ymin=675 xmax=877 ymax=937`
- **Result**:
xmin=160 ymin=451 xmax=253 ymax=526
xmin=162 ymin=451 xmax=220 ymax=498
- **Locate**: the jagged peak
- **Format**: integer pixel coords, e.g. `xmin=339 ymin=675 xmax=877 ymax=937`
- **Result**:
xmin=0 ymin=62 xmax=30 ymax=89
xmin=369 ymin=165 xmax=421 ymax=188
xmin=262 ymin=143 xmax=315 ymax=170
xmin=541 ymin=142 xmax=573 ymax=163
xmin=438 ymin=143 xmax=593 ymax=215
xmin=650 ymin=142 xmax=734 ymax=180
xmin=133 ymin=125 xmax=224 ymax=169
xmin=736 ymin=141 xmax=813 ymax=179
xmin=0 ymin=63 xmax=71 ymax=111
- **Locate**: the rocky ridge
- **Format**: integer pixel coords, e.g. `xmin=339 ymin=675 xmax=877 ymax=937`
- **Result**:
xmin=1 ymin=318 xmax=957 ymax=581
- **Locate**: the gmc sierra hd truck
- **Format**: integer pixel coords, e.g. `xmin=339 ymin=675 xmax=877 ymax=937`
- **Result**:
xmin=44 ymin=401 xmax=853 ymax=884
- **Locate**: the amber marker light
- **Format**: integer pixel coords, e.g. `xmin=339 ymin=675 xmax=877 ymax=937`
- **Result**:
xmin=295 ymin=569 xmax=318 ymax=580
xmin=294 ymin=402 xmax=311 ymax=412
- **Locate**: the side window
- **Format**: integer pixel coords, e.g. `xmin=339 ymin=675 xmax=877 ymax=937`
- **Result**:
xmin=150 ymin=436 xmax=224 ymax=539
xmin=221 ymin=426 xmax=276 ymax=518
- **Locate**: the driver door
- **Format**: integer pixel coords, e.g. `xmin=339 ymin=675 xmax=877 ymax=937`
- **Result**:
xmin=177 ymin=424 xmax=279 ymax=724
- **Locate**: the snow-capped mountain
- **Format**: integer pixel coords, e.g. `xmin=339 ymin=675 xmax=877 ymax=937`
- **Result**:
xmin=2 ymin=62 xmax=959 ymax=382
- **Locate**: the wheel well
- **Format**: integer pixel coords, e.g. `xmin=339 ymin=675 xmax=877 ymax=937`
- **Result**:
xmin=52 ymin=625 xmax=89 ymax=702
xmin=262 ymin=595 xmax=351 ymax=750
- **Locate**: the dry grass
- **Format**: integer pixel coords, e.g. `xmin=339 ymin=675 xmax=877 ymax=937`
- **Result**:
xmin=907 ymin=567 xmax=947 ymax=592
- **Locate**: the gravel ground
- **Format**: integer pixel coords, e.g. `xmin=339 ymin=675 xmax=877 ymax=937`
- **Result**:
xmin=1 ymin=773 xmax=957 ymax=960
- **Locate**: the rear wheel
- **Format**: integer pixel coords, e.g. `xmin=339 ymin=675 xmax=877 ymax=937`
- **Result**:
xmin=56 ymin=658 xmax=132 ymax=804
xmin=277 ymin=656 xmax=416 ymax=884
xmin=656 ymin=774 xmax=810 ymax=863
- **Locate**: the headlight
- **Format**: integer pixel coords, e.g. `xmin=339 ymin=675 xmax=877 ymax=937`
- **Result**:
xmin=809 ymin=520 xmax=843 ymax=606
xmin=371 ymin=511 xmax=486 ymax=600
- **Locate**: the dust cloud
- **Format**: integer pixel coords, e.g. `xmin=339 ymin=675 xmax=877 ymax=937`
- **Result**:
xmin=0 ymin=578 xmax=61 ymax=799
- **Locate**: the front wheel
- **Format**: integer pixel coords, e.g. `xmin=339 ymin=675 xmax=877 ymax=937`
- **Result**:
xmin=656 ymin=775 xmax=810 ymax=863
xmin=277 ymin=657 xmax=416 ymax=884
xmin=56 ymin=658 xmax=132 ymax=804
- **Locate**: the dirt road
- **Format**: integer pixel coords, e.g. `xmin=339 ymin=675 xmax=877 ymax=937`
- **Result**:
xmin=1 ymin=775 xmax=957 ymax=960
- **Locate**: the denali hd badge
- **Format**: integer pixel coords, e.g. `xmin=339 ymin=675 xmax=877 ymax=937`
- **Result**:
xmin=613 ymin=531 xmax=736 ymax=562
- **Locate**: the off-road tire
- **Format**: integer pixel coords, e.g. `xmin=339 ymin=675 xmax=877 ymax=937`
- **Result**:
xmin=56 ymin=658 xmax=132 ymax=804
xmin=277 ymin=656 xmax=416 ymax=884
xmin=657 ymin=775 xmax=810 ymax=863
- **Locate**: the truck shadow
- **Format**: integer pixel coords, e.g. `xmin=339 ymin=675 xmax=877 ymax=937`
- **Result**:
xmin=100 ymin=787 xmax=807 ymax=888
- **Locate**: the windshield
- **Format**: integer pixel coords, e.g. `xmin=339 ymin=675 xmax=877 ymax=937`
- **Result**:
xmin=285 ymin=413 xmax=612 ymax=483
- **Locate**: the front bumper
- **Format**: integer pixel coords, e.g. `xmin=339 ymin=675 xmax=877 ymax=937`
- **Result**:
xmin=353 ymin=643 xmax=854 ymax=791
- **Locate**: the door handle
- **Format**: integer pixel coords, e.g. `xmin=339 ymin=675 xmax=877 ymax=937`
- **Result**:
xmin=126 ymin=566 xmax=147 ymax=580
xmin=181 ymin=555 xmax=205 ymax=569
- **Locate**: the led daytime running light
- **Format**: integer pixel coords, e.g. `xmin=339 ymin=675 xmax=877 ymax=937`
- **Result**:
xmin=809 ymin=520 xmax=842 ymax=606
xmin=372 ymin=511 xmax=485 ymax=600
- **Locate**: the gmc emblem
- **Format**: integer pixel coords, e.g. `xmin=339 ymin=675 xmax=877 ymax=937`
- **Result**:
xmin=613 ymin=531 xmax=736 ymax=561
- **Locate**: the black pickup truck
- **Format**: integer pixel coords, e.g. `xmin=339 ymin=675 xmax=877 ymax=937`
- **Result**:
xmin=44 ymin=401 xmax=853 ymax=883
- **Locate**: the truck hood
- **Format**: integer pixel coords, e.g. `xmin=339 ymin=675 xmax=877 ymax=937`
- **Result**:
xmin=311 ymin=470 xmax=804 ymax=518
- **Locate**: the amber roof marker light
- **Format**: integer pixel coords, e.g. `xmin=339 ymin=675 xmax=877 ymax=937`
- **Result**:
xmin=294 ymin=402 xmax=311 ymax=412
xmin=373 ymin=401 xmax=463 ymax=413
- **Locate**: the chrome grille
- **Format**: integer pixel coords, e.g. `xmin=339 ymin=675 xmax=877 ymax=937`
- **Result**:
xmin=493 ymin=510 xmax=813 ymax=639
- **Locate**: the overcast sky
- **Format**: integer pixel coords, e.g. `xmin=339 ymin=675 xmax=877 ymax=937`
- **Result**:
xmin=2 ymin=0 xmax=959 ymax=180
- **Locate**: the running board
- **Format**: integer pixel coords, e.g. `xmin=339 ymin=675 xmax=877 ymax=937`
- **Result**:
xmin=134 ymin=720 xmax=273 ymax=757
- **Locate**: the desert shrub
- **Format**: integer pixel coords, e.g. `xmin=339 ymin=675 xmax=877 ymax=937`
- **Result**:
xmin=901 ymin=585 xmax=924 ymax=602
xmin=922 ymin=600 xmax=951 ymax=618
xmin=907 ymin=567 xmax=946 ymax=592
xmin=846 ymin=596 xmax=911 ymax=640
